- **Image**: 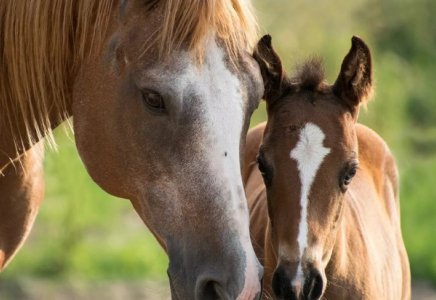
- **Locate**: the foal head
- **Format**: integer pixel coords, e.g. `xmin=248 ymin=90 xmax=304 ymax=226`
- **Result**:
xmin=73 ymin=1 xmax=264 ymax=299
xmin=253 ymin=35 xmax=373 ymax=300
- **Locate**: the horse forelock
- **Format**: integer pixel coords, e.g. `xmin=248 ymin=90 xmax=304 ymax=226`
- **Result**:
xmin=141 ymin=0 xmax=258 ymax=64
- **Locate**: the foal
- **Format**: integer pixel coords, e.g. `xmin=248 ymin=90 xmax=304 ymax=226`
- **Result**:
xmin=245 ymin=35 xmax=411 ymax=299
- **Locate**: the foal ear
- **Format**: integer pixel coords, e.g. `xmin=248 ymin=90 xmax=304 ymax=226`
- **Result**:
xmin=333 ymin=36 xmax=373 ymax=113
xmin=253 ymin=35 xmax=291 ymax=105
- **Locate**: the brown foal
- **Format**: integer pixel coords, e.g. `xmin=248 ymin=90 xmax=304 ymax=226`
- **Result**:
xmin=244 ymin=35 xmax=411 ymax=300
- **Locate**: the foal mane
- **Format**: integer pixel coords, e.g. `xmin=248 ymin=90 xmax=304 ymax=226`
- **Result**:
xmin=0 ymin=0 xmax=257 ymax=154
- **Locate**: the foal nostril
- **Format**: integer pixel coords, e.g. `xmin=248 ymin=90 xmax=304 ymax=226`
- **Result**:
xmin=272 ymin=266 xmax=296 ymax=300
xmin=304 ymin=269 xmax=324 ymax=300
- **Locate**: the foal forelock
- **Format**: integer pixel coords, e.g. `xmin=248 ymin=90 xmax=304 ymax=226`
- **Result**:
xmin=290 ymin=123 xmax=331 ymax=281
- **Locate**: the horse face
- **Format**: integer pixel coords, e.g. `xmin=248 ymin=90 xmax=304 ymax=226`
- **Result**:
xmin=72 ymin=2 xmax=264 ymax=299
xmin=253 ymin=35 xmax=372 ymax=299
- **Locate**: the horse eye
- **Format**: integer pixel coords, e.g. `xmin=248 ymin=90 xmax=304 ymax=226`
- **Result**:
xmin=343 ymin=166 xmax=357 ymax=186
xmin=256 ymin=155 xmax=272 ymax=185
xmin=142 ymin=90 xmax=166 ymax=114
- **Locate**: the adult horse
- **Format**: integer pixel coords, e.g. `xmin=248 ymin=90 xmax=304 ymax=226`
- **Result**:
xmin=244 ymin=35 xmax=411 ymax=299
xmin=0 ymin=1 xmax=265 ymax=299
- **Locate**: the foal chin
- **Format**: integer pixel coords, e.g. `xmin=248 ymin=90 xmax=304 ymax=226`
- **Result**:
xmin=273 ymin=239 xmax=333 ymax=300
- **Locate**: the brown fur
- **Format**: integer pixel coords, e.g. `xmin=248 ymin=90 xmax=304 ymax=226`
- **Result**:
xmin=246 ymin=36 xmax=410 ymax=299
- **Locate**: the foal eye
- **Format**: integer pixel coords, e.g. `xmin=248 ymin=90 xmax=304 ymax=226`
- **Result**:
xmin=142 ymin=90 xmax=166 ymax=114
xmin=257 ymin=157 xmax=267 ymax=175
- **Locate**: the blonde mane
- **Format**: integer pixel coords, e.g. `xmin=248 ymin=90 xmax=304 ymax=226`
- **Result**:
xmin=0 ymin=0 xmax=116 ymax=152
xmin=0 ymin=0 xmax=258 ymax=155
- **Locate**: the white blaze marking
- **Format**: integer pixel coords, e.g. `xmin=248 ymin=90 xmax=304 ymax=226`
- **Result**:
xmin=143 ymin=37 xmax=261 ymax=298
xmin=290 ymin=123 xmax=330 ymax=281
xmin=200 ymin=40 xmax=261 ymax=300
xmin=175 ymin=39 xmax=261 ymax=297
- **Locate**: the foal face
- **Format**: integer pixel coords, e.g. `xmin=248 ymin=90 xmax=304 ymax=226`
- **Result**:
xmin=253 ymin=35 xmax=373 ymax=299
xmin=73 ymin=2 xmax=264 ymax=299
xmin=259 ymin=94 xmax=358 ymax=298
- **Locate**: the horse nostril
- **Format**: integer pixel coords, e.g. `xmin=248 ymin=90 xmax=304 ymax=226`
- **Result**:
xmin=305 ymin=269 xmax=324 ymax=300
xmin=257 ymin=274 xmax=264 ymax=300
xmin=202 ymin=281 xmax=220 ymax=300
xmin=198 ymin=280 xmax=233 ymax=300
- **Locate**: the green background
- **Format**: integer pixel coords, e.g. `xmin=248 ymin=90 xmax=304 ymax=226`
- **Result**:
xmin=1 ymin=0 xmax=435 ymax=298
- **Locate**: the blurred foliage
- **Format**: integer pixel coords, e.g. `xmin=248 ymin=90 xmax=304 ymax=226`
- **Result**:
xmin=2 ymin=131 xmax=169 ymax=282
xmin=2 ymin=0 xmax=435 ymax=288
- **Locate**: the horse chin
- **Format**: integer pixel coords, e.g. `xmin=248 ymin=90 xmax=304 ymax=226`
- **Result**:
xmin=168 ymin=272 xmax=182 ymax=300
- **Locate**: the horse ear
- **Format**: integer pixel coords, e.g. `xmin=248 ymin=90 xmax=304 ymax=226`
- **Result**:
xmin=253 ymin=35 xmax=291 ymax=105
xmin=333 ymin=36 xmax=373 ymax=114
